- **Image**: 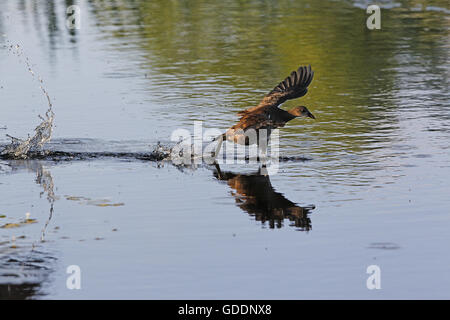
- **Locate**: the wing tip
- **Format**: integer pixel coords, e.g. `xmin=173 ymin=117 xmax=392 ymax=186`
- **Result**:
xmin=288 ymin=64 xmax=314 ymax=89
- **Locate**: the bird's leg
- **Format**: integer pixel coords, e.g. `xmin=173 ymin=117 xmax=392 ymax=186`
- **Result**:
xmin=212 ymin=135 xmax=223 ymax=161
xmin=214 ymin=162 xmax=223 ymax=180
xmin=258 ymin=139 xmax=268 ymax=166
xmin=257 ymin=148 xmax=269 ymax=174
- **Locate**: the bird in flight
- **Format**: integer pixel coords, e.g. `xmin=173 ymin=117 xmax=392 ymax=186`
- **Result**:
xmin=213 ymin=65 xmax=315 ymax=160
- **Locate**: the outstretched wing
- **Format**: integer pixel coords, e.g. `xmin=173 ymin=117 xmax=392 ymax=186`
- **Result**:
xmin=238 ymin=65 xmax=314 ymax=116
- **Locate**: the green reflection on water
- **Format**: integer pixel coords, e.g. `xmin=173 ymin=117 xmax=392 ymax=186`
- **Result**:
xmin=85 ymin=0 xmax=448 ymax=153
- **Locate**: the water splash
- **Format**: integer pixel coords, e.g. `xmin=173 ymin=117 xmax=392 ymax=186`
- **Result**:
xmin=1 ymin=110 xmax=54 ymax=159
xmin=1 ymin=41 xmax=54 ymax=159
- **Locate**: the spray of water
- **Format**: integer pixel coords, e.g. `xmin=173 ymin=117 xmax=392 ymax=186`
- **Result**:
xmin=1 ymin=110 xmax=54 ymax=159
xmin=0 ymin=41 xmax=54 ymax=159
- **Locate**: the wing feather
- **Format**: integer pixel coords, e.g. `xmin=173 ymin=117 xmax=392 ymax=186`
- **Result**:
xmin=238 ymin=65 xmax=314 ymax=116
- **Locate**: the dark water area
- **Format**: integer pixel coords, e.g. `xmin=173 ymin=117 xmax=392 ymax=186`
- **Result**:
xmin=0 ymin=0 xmax=449 ymax=299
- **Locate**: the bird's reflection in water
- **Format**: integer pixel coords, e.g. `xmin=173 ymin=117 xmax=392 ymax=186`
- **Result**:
xmin=213 ymin=164 xmax=315 ymax=231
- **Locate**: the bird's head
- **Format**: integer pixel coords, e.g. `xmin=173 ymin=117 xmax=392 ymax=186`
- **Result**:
xmin=289 ymin=106 xmax=315 ymax=119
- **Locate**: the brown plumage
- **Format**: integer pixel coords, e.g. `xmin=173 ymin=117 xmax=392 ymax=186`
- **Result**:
xmin=213 ymin=65 xmax=315 ymax=157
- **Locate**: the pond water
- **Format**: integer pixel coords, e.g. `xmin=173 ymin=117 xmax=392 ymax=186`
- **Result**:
xmin=0 ymin=0 xmax=449 ymax=299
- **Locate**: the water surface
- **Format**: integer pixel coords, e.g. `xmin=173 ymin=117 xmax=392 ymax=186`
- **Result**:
xmin=0 ymin=0 xmax=449 ymax=299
